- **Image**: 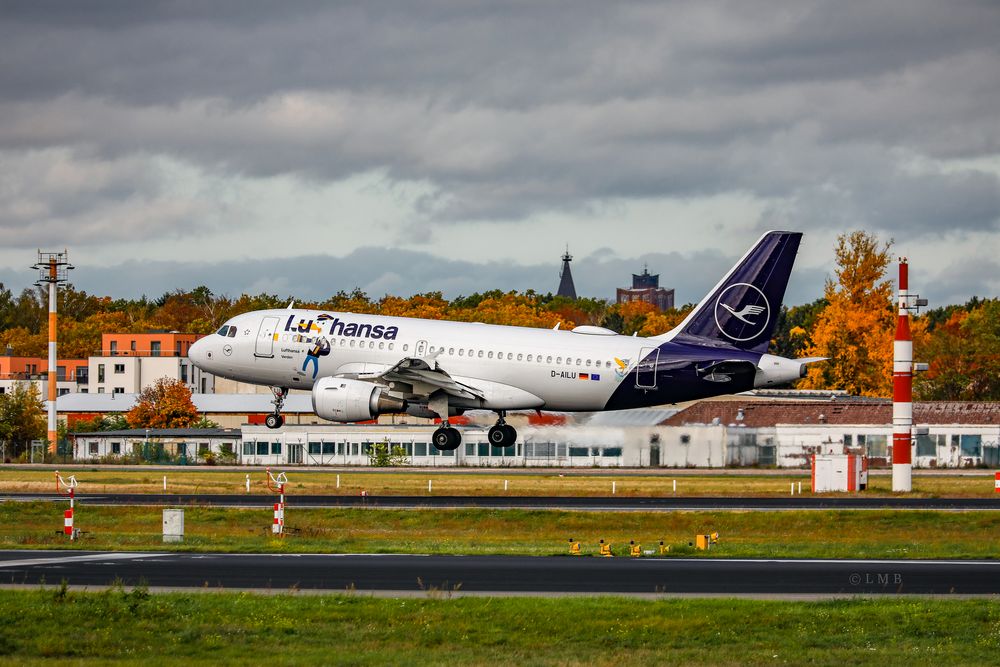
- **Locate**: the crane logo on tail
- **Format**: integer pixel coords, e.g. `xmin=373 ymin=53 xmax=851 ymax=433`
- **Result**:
xmin=714 ymin=283 xmax=770 ymax=342
xmin=719 ymin=302 xmax=765 ymax=324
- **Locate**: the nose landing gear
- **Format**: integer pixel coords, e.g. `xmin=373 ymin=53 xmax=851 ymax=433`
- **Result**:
xmin=487 ymin=411 xmax=517 ymax=448
xmin=265 ymin=386 xmax=288 ymax=429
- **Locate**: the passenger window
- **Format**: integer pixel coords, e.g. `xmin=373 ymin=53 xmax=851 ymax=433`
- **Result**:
xmin=517 ymin=354 xmax=523 ymax=361
xmin=478 ymin=350 xmax=484 ymax=358
xmin=459 ymin=349 xmax=464 ymax=356
xmin=507 ymin=353 xmax=513 ymax=360
xmin=527 ymin=354 xmax=532 ymax=362
xmin=468 ymin=349 xmax=473 ymax=356
xmin=586 ymin=359 xmax=591 ymax=367
xmin=379 ymin=342 xmax=384 ymax=350
xmin=449 ymin=348 xmax=454 ymax=355
xmin=488 ymin=352 xmax=494 ymax=359
xmin=576 ymin=358 xmax=581 ymax=365
xmin=556 ymin=357 xmax=562 ymax=364
xmin=547 ymin=356 xmax=553 ymax=363
xmin=389 ymin=343 xmax=394 ymax=351
xmin=350 ymin=340 xmax=355 ymax=348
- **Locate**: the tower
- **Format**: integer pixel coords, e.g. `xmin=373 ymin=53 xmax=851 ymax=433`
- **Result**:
xmin=557 ymin=248 xmax=577 ymax=300
xmin=33 ymin=250 xmax=73 ymax=454
xmin=892 ymin=257 xmax=928 ymax=492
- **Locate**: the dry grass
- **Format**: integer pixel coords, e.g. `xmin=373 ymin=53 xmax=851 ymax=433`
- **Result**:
xmin=1 ymin=468 xmax=996 ymax=497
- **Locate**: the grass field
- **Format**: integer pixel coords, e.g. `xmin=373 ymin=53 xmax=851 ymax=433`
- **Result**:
xmin=0 ymin=589 xmax=998 ymax=666
xmin=3 ymin=503 xmax=1000 ymax=559
xmin=2 ymin=468 xmax=997 ymax=497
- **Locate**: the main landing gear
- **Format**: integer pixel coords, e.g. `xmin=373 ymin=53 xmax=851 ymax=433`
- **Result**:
xmin=432 ymin=422 xmax=462 ymax=451
xmin=265 ymin=386 xmax=288 ymax=429
xmin=487 ymin=411 xmax=517 ymax=448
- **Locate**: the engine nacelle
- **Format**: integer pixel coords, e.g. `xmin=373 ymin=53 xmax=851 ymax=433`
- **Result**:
xmin=754 ymin=354 xmax=811 ymax=387
xmin=312 ymin=377 xmax=406 ymax=423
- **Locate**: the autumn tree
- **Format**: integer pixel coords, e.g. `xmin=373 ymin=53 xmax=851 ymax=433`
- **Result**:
xmin=914 ymin=298 xmax=1000 ymax=400
xmin=639 ymin=306 xmax=693 ymax=337
xmin=0 ymin=382 xmax=47 ymax=457
xmin=126 ymin=378 xmax=200 ymax=429
xmin=799 ymin=231 xmax=895 ymax=397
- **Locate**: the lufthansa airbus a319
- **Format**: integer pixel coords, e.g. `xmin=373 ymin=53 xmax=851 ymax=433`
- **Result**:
xmin=189 ymin=231 xmax=821 ymax=451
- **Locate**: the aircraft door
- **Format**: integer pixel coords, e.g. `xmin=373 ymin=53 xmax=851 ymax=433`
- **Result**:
xmin=254 ymin=316 xmax=280 ymax=358
xmin=415 ymin=340 xmax=428 ymax=357
xmin=636 ymin=347 xmax=659 ymax=389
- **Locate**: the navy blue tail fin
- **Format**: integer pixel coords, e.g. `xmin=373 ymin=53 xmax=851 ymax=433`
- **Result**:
xmin=658 ymin=231 xmax=802 ymax=353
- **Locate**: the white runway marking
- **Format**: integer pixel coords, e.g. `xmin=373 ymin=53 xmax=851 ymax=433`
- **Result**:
xmin=0 ymin=552 xmax=166 ymax=569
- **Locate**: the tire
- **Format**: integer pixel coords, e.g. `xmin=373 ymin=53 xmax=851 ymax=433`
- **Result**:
xmin=501 ymin=424 xmax=517 ymax=447
xmin=265 ymin=413 xmax=283 ymax=429
xmin=446 ymin=427 xmax=462 ymax=449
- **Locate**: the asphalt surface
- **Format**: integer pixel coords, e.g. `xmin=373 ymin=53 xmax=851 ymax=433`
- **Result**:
xmin=1 ymin=550 xmax=998 ymax=595
xmin=3 ymin=492 xmax=1000 ymax=511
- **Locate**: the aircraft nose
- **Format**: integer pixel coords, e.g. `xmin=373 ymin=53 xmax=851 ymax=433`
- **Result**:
xmin=189 ymin=337 xmax=212 ymax=368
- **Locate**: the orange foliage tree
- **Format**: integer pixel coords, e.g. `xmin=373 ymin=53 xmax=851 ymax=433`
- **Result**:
xmin=800 ymin=231 xmax=895 ymax=397
xmin=914 ymin=299 xmax=1000 ymax=400
xmin=126 ymin=378 xmax=200 ymax=428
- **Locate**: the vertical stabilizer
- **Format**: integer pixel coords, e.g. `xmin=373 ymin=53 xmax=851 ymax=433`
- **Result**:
xmin=655 ymin=231 xmax=801 ymax=354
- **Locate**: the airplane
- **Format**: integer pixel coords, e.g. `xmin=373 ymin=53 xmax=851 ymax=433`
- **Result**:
xmin=189 ymin=230 xmax=821 ymax=451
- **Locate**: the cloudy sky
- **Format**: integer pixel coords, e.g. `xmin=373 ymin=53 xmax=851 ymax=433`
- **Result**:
xmin=1 ymin=1 xmax=998 ymax=307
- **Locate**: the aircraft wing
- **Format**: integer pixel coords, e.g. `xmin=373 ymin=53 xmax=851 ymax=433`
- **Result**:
xmin=355 ymin=357 xmax=485 ymax=401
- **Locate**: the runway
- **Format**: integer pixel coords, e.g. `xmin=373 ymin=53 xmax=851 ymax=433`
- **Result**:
xmin=3 ymin=492 xmax=999 ymax=511
xmin=1 ymin=550 xmax=998 ymax=595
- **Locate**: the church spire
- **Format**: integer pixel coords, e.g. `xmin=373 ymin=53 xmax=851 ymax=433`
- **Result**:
xmin=557 ymin=246 xmax=577 ymax=300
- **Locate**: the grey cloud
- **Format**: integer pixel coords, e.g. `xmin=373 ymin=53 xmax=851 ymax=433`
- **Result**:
xmin=0 ymin=149 xmax=217 ymax=247
xmin=0 ymin=0 xmax=997 ymax=304
xmin=0 ymin=245 xmax=824 ymax=307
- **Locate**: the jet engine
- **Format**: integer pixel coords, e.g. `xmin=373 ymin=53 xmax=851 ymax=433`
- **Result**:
xmin=312 ymin=377 xmax=406 ymax=422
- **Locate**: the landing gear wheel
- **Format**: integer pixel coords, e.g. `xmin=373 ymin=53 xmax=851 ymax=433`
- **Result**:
xmin=488 ymin=424 xmax=517 ymax=448
xmin=488 ymin=425 xmax=507 ymax=446
xmin=265 ymin=413 xmax=284 ymax=429
xmin=432 ymin=426 xmax=462 ymax=451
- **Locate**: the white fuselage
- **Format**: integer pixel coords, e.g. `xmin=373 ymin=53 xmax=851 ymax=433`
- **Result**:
xmin=193 ymin=309 xmax=658 ymax=411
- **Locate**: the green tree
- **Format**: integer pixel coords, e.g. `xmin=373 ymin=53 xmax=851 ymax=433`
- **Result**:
xmin=0 ymin=382 xmax=47 ymax=458
xmin=771 ymin=297 xmax=829 ymax=359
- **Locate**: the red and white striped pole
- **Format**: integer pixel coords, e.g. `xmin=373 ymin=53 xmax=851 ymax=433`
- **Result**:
xmin=56 ymin=471 xmax=77 ymax=539
xmin=272 ymin=484 xmax=285 ymax=535
xmin=64 ymin=488 xmax=75 ymax=539
xmin=892 ymin=259 xmax=913 ymax=492
xmin=46 ymin=258 xmax=58 ymax=452
xmin=266 ymin=468 xmax=286 ymax=536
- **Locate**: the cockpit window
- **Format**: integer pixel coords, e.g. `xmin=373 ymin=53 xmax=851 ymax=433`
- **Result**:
xmin=217 ymin=325 xmax=231 ymax=336
xmin=228 ymin=327 xmax=237 ymax=338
